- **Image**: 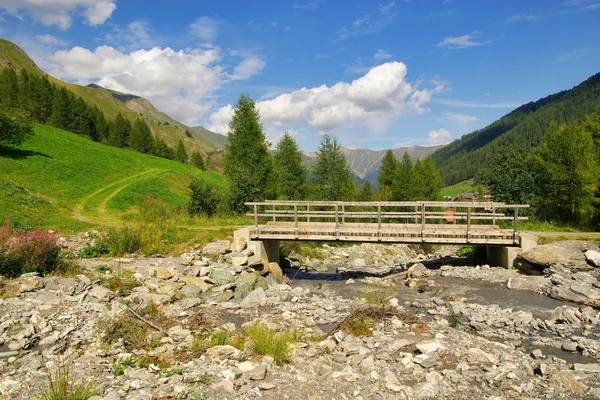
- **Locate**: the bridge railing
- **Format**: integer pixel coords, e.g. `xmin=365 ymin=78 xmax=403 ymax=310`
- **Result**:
xmin=246 ymin=201 xmax=529 ymax=240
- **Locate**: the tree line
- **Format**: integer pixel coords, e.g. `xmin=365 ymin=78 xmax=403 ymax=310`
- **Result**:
xmin=189 ymin=94 xmax=443 ymax=216
xmin=432 ymin=72 xmax=600 ymax=186
xmin=0 ymin=68 xmax=207 ymax=169
xmin=480 ymin=106 xmax=600 ymax=227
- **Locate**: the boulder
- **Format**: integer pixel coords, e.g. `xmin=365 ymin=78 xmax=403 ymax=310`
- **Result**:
xmin=585 ymin=250 xmax=600 ymax=268
xmin=89 ymin=285 xmax=114 ymax=301
xmin=210 ymin=268 xmax=235 ymax=285
xmin=407 ymin=263 xmax=429 ymax=278
xmin=202 ymin=240 xmax=230 ymax=258
xmin=233 ymin=273 xmax=257 ymax=302
xmin=268 ymin=262 xmax=284 ymax=280
xmin=240 ymin=287 xmax=266 ymax=308
xmin=231 ymin=237 xmax=247 ymax=253
xmin=518 ymin=241 xmax=593 ymax=272
xmin=154 ymin=267 xmax=172 ymax=280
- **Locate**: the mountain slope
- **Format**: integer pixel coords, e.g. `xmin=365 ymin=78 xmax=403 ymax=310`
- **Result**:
xmin=0 ymin=38 xmax=226 ymax=155
xmin=0 ymin=123 xmax=227 ymax=229
xmin=431 ymin=72 xmax=600 ymax=185
xmin=303 ymin=145 xmax=442 ymax=184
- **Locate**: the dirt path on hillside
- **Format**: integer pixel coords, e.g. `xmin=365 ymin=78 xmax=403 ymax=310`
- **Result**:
xmin=72 ymin=168 xmax=164 ymax=223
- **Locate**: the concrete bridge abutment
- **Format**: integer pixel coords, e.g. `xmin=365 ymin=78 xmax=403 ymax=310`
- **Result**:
xmin=486 ymin=233 xmax=538 ymax=268
xmin=234 ymin=228 xmax=280 ymax=266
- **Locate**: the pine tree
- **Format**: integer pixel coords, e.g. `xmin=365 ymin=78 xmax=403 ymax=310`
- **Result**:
xmin=222 ymin=94 xmax=274 ymax=213
xmin=129 ymin=118 xmax=154 ymax=153
xmin=176 ymin=140 xmax=188 ymax=163
xmin=379 ymin=149 xmax=399 ymax=188
xmin=108 ymin=113 xmax=131 ymax=148
xmin=392 ymin=152 xmax=414 ymax=201
xmin=311 ymin=134 xmax=355 ymax=201
xmin=359 ymin=181 xmax=374 ymax=201
xmin=273 ymin=132 xmax=307 ymax=200
xmin=190 ymin=151 xmax=206 ymax=170
xmin=420 ymin=157 xmax=443 ymax=200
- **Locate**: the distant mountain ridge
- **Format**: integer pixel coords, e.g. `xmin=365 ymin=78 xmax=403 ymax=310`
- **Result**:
xmin=431 ymin=72 xmax=600 ymax=185
xmin=303 ymin=145 xmax=443 ymax=184
xmin=0 ymin=38 xmax=226 ymax=155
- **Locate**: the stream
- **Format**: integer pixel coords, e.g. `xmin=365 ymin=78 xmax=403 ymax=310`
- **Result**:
xmin=284 ymin=266 xmax=599 ymax=365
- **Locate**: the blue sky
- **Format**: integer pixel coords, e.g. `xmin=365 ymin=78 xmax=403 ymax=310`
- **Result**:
xmin=1 ymin=0 xmax=599 ymax=151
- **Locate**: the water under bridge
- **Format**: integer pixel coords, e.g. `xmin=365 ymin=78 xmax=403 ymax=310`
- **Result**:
xmin=234 ymin=201 xmax=535 ymax=268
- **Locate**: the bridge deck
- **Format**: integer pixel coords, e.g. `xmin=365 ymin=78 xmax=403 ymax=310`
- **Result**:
xmin=251 ymin=221 xmax=520 ymax=246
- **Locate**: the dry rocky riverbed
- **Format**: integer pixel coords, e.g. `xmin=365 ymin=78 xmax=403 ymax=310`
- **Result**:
xmin=1 ymin=237 xmax=600 ymax=399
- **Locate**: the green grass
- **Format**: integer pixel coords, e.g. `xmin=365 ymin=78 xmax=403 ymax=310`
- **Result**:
xmin=244 ymin=322 xmax=296 ymax=366
xmin=0 ymin=124 xmax=227 ymax=232
xmin=440 ymin=178 xmax=479 ymax=198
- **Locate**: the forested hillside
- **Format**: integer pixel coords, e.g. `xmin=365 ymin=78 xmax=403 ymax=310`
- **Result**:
xmin=0 ymin=38 xmax=225 ymax=155
xmin=431 ymin=72 xmax=600 ymax=185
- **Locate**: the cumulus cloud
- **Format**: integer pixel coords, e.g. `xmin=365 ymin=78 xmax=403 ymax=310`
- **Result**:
xmin=447 ymin=112 xmax=478 ymax=123
xmin=427 ymin=128 xmax=451 ymax=145
xmin=190 ymin=16 xmax=218 ymax=42
xmin=50 ymin=45 xmax=265 ymax=125
xmin=208 ymin=61 xmax=444 ymax=134
xmin=336 ymin=2 xmax=397 ymax=41
xmin=436 ymin=30 xmax=490 ymax=49
xmin=0 ymin=0 xmax=116 ymax=29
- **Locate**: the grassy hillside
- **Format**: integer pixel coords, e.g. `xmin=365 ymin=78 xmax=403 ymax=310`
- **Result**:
xmin=0 ymin=124 xmax=227 ymax=231
xmin=440 ymin=179 xmax=479 ymax=198
xmin=431 ymin=72 xmax=600 ymax=185
xmin=0 ymin=38 xmax=225 ymax=156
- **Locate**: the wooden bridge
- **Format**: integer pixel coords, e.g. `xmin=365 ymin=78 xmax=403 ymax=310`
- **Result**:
xmin=245 ymin=201 xmax=530 ymax=246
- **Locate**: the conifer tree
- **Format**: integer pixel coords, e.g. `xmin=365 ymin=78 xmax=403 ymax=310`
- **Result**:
xmin=129 ymin=118 xmax=154 ymax=153
xmin=311 ymin=134 xmax=355 ymax=201
xmin=392 ymin=152 xmax=414 ymax=201
xmin=273 ymin=132 xmax=307 ymax=200
xmin=190 ymin=151 xmax=206 ymax=170
xmin=359 ymin=181 xmax=374 ymax=201
xmin=176 ymin=140 xmax=188 ymax=163
xmin=108 ymin=113 xmax=131 ymax=148
xmin=222 ymin=94 xmax=274 ymax=213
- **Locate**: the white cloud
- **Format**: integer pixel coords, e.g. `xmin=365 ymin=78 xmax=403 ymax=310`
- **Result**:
xmin=98 ymin=20 xmax=154 ymax=51
xmin=506 ymin=13 xmax=542 ymax=23
xmin=208 ymin=61 xmax=444 ymax=135
xmin=427 ymin=128 xmax=451 ymax=145
xmin=336 ymin=2 xmax=397 ymax=41
xmin=374 ymin=49 xmax=392 ymax=60
xmin=190 ymin=16 xmax=218 ymax=42
xmin=436 ymin=30 xmax=490 ymax=49
xmin=50 ymin=45 xmax=265 ymax=125
xmin=35 ymin=34 xmax=67 ymax=47
xmin=230 ymin=57 xmax=266 ymax=80
xmin=0 ymin=0 xmax=116 ymax=29
xmin=207 ymin=104 xmax=233 ymax=134
xmin=447 ymin=112 xmax=478 ymax=123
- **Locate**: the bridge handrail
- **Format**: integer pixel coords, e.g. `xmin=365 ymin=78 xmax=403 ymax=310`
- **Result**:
xmin=251 ymin=200 xmax=531 ymax=208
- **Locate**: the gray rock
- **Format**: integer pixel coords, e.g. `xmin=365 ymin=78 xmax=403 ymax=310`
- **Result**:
xmin=561 ymin=340 xmax=578 ymax=352
xmin=240 ymin=287 xmax=266 ymax=308
xmin=519 ymin=241 xmax=593 ymax=272
xmin=89 ymin=285 xmax=114 ymax=301
xmin=585 ymin=250 xmax=600 ymax=267
xmin=179 ymin=284 xmax=203 ymax=297
xmin=210 ymin=268 xmax=235 ymax=285
xmin=573 ymin=363 xmax=600 ymax=372
xmin=202 ymin=240 xmax=230 ymax=258
xmin=247 ymin=364 xmax=267 ymax=380
xmin=233 ymin=273 xmax=257 ymax=302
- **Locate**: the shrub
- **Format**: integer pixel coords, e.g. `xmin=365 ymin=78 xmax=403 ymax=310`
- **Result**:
xmin=0 ymin=218 xmax=63 ymax=277
xmin=103 ymin=227 xmax=142 ymax=256
xmin=188 ymin=177 xmax=220 ymax=217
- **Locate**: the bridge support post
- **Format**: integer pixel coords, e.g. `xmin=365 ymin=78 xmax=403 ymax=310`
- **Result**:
xmin=233 ymin=228 xmax=280 ymax=266
xmin=486 ymin=233 xmax=537 ymax=268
